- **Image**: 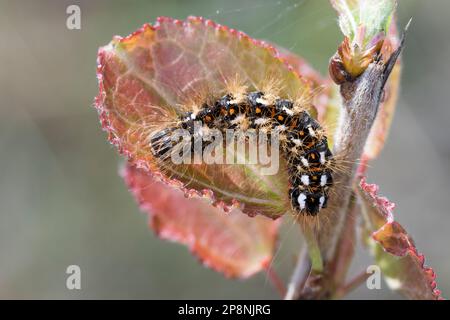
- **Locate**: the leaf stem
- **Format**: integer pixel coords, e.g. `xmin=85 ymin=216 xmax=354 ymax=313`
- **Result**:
xmin=303 ymin=227 xmax=323 ymax=273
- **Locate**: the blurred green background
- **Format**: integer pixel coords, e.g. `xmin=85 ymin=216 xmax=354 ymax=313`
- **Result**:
xmin=0 ymin=0 xmax=449 ymax=299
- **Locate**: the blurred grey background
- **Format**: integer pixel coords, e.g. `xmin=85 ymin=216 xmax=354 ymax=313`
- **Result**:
xmin=0 ymin=0 xmax=449 ymax=299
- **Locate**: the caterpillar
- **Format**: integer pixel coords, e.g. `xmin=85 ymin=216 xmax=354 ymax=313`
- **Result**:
xmin=150 ymin=91 xmax=333 ymax=216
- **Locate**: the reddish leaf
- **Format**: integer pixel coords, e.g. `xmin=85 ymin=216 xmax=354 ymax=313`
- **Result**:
xmin=276 ymin=47 xmax=324 ymax=87
xmin=95 ymin=16 xmax=322 ymax=219
xmin=122 ymin=163 xmax=279 ymax=278
xmin=359 ymin=178 xmax=443 ymax=300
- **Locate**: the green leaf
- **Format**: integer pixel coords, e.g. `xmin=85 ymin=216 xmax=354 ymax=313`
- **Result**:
xmin=331 ymin=0 xmax=397 ymax=48
xmin=330 ymin=0 xmax=398 ymax=79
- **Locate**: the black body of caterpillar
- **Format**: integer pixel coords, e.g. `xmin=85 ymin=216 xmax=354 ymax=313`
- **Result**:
xmin=150 ymin=92 xmax=333 ymax=216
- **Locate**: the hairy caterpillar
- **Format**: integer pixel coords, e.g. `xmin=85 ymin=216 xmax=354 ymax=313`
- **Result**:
xmin=150 ymin=90 xmax=333 ymax=216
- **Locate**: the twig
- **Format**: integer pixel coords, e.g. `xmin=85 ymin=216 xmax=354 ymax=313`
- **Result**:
xmin=334 ymin=270 xmax=371 ymax=299
xmin=284 ymin=246 xmax=310 ymax=300
xmin=321 ymin=22 xmax=409 ymax=261
xmin=327 ymin=194 xmax=358 ymax=289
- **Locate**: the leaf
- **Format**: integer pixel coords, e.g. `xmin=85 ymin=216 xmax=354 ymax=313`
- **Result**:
xmin=330 ymin=0 xmax=397 ymax=79
xmin=331 ymin=0 xmax=397 ymax=48
xmin=95 ymin=16 xmax=320 ymax=219
xmin=358 ymin=178 xmax=443 ymax=300
xmin=122 ymin=163 xmax=279 ymax=278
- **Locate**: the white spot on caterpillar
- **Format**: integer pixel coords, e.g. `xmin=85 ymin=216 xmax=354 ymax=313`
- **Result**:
xmin=292 ymin=139 xmax=302 ymax=146
xmin=274 ymin=125 xmax=287 ymax=132
xmin=320 ymin=174 xmax=327 ymax=186
xmin=301 ymin=157 xmax=309 ymax=167
xmin=319 ymin=152 xmax=326 ymax=165
xmin=298 ymin=193 xmax=307 ymax=210
xmin=319 ymin=196 xmax=325 ymax=209
xmin=190 ymin=113 xmax=196 ymax=120
xmin=301 ymin=175 xmax=310 ymax=186
xmin=308 ymin=126 xmax=316 ymax=137
xmin=256 ymin=98 xmax=269 ymax=105
xmin=282 ymin=107 xmax=294 ymax=116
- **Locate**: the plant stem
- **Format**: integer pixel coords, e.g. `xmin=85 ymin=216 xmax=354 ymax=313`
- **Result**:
xmin=286 ymin=23 xmax=407 ymax=301
xmin=320 ymin=24 xmax=408 ymax=260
